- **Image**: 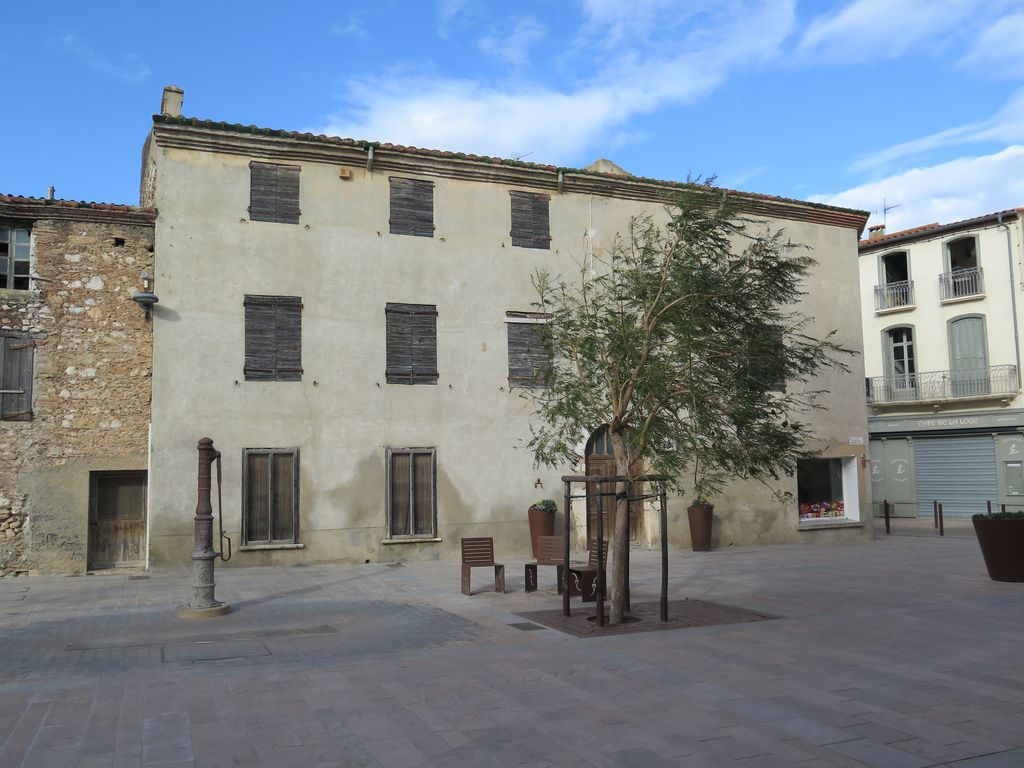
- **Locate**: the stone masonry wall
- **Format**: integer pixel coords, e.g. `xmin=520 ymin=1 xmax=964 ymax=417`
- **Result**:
xmin=0 ymin=202 xmax=155 ymax=575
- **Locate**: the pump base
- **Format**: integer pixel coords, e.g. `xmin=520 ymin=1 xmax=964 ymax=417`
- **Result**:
xmin=176 ymin=602 xmax=231 ymax=619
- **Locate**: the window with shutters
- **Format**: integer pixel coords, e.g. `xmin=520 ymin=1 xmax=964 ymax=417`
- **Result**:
xmin=243 ymin=448 xmax=299 ymax=545
xmin=387 ymin=447 xmax=436 ymax=539
xmin=389 ymin=177 xmax=435 ymax=237
xmin=510 ymin=191 xmax=550 ymax=249
xmin=1 ymin=333 xmax=34 ymax=421
xmin=248 ymin=161 xmax=301 ymax=224
xmin=1 ymin=224 xmax=31 ymax=291
xmin=385 ymin=303 xmax=438 ymax=385
xmin=244 ymin=295 xmax=302 ymax=381
xmin=505 ymin=311 xmax=551 ymax=387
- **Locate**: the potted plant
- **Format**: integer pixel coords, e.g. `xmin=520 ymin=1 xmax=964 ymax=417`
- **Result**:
xmin=972 ymin=508 xmax=1024 ymax=582
xmin=528 ymin=498 xmax=557 ymax=556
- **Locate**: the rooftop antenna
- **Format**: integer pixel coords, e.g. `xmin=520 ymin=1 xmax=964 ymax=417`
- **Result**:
xmin=510 ymin=151 xmax=533 ymax=161
xmin=880 ymin=197 xmax=901 ymax=228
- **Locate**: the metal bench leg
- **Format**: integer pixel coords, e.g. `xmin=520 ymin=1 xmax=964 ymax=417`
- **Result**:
xmin=495 ymin=565 xmax=506 ymax=594
xmin=556 ymin=564 xmax=564 ymax=595
xmin=461 ymin=565 xmax=471 ymax=596
xmin=525 ymin=564 xmax=537 ymax=592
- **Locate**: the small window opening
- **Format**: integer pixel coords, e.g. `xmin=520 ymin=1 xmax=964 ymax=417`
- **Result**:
xmin=113 ymin=237 xmax=126 ymax=247
xmin=948 ymin=237 xmax=977 ymax=272
xmin=882 ymin=251 xmax=908 ymax=284
xmin=797 ymin=458 xmax=845 ymax=519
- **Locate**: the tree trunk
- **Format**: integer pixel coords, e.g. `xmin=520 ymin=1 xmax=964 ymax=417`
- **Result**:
xmin=608 ymin=429 xmax=631 ymax=625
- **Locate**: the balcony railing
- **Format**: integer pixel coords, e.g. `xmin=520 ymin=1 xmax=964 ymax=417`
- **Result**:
xmin=874 ymin=279 xmax=914 ymax=311
xmin=939 ymin=266 xmax=984 ymax=300
xmin=866 ymin=364 xmax=1019 ymax=404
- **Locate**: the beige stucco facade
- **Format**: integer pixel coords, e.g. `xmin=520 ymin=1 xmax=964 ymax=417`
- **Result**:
xmin=143 ymin=110 xmax=872 ymax=568
xmin=859 ymin=212 xmax=1024 ymax=517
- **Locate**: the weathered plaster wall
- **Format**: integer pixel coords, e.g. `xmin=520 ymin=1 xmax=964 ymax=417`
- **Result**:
xmin=147 ymin=136 xmax=870 ymax=568
xmin=0 ymin=205 xmax=154 ymax=575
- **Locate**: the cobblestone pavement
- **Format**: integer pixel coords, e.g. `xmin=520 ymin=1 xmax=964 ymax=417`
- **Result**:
xmin=1 ymin=533 xmax=1022 ymax=767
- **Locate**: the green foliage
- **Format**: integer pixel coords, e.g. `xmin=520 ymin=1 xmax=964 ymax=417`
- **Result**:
xmin=530 ymin=499 xmax=558 ymax=513
xmin=527 ymin=188 xmax=853 ymax=502
xmin=974 ymin=511 xmax=1024 ymax=520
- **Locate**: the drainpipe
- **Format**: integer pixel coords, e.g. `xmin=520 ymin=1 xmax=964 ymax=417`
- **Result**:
xmin=998 ymin=213 xmax=1023 ymax=384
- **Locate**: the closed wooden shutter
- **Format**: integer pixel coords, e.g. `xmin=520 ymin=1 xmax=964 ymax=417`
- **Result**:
xmin=388 ymin=448 xmax=436 ymax=538
xmin=510 ymin=191 xmax=550 ymax=249
xmin=389 ymin=177 xmax=434 ymax=237
xmin=506 ymin=316 xmax=550 ymax=387
xmin=244 ymin=448 xmax=299 ymax=544
xmin=244 ymin=295 xmax=302 ymax=381
xmin=249 ymin=161 xmax=301 ymax=224
xmin=1 ymin=335 xmax=34 ymax=421
xmin=385 ymin=303 xmax=438 ymax=384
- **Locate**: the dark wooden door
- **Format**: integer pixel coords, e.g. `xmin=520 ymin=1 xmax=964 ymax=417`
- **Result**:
xmin=584 ymin=455 xmax=643 ymax=546
xmin=88 ymin=471 xmax=147 ymax=569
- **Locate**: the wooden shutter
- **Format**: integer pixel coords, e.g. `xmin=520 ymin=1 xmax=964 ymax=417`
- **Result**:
xmin=506 ymin=317 xmax=550 ymax=387
xmin=249 ymin=161 xmax=301 ymax=224
xmin=389 ymin=178 xmax=434 ymax=237
xmin=385 ymin=303 xmax=438 ymax=384
xmin=244 ymin=449 xmax=299 ymax=544
xmin=244 ymin=295 xmax=302 ymax=381
xmin=388 ymin=448 xmax=436 ymax=538
xmin=1 ymin=335 xmax=34 ymax=421
xmin=510 ymin=191 xmax=550 ymax=249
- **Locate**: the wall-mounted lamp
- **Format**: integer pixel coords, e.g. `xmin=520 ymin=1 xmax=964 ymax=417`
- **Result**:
xmin=131 ymin=270 xmax=159 ymax=320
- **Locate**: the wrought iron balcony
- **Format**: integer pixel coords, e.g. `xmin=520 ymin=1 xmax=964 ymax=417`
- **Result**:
xmin=866 ymin=364 xmax=1019 ymax=404
xmin=939 ymin=266 xmax=984 ymax=300
xmin=874 ymin=279 xmax=914 ymax=311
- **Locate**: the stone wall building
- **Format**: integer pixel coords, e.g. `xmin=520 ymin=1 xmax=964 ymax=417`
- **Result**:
xmin=0 ymin=195 xmax=155 ymax=575
xmin=142 ymin=87 xmax=873 ymax=569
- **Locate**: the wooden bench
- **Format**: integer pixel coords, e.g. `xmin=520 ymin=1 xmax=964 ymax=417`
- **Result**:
xmin=568 ymin=542 xmax=608 ymax=603
xmin=525 ymin=535 xmax=567 ymax=593
xmin=460 ymin=537 xmax=506 ymax=595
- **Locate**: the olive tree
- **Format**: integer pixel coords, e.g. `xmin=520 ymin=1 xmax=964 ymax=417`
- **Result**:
xmin=527 ymin=190 xmax=852 ymax=625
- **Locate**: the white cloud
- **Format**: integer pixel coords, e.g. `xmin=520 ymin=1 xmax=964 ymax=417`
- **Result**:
xmin=317 ymin=1 xmax=796 ymax=163
xmin=850 ymin=89 xmax=1024 ymax=173
xmin=797 ymin=0 xmax=981 ymax=63
xmin=61 ymin=34 xmax=150 ymax=83
xmin=478 ymin=17 xmax=547 ymax=67
xmin=811 ymin=146 xmax=1024 ymax=230
xmin=959 ymin=12 xmax=1024 ymax=77
xmin=331 ymin=18 xmax=369 ymax=39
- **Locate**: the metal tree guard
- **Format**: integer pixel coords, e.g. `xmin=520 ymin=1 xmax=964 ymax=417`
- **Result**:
xmin=560 ymin=474 xmax=670 ymax=626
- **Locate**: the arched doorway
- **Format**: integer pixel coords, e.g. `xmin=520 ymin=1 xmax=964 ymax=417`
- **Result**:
xmin=584 ymin=426 xmax=643 ymax=545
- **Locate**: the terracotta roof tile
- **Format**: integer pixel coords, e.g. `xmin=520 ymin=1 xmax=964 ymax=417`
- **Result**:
xmin=859 ymin=208 xmax=1021 ymax=252
xmin=0 ymin=193 xmax=154 ymax=214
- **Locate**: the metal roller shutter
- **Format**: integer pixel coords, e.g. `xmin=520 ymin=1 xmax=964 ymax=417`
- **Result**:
xmin=913 ymin=436 xmax=998 ymax=517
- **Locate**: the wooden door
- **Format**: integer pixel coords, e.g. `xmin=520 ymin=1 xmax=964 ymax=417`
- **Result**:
xmin=585 ymin=427 xmax=643 ymax=546
xmin=88 ymin=471 xmax=147 ymax=569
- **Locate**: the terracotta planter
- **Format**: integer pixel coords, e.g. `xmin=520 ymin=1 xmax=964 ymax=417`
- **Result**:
xmin=527 ymin=506 xmax=555 ymax=557
xmin=972 ymin=515 xmax=1024 ymax=582
xmin=687 ymin=503 xmax=713 ymax=552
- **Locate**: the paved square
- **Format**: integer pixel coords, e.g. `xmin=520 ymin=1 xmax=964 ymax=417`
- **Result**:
xmin=1 ymin=520 xmax=1022 ymax=767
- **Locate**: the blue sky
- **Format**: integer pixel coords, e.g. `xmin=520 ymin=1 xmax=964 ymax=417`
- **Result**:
xmin=3 ymin=0 xmax=1024 ymax=231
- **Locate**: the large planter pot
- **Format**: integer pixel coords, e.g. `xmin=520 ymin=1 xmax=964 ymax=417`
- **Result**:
xmin=687 ymin=503 xmax=714 ymax=552
xmin=972 ymin=515 xmax=1024 ymax=582
xmin=528 ymin=506 xmax=555 ymax=557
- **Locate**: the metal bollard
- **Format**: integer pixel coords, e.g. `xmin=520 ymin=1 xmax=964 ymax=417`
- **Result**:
xmin=938 ymin=503 xmax=944 ymax=537
xmin=884 ymin=499 xmax=891 ymax=535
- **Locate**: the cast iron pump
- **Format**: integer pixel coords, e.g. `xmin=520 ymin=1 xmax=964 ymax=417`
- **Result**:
xmin=176 ymin=437 xmax=232 ymax=618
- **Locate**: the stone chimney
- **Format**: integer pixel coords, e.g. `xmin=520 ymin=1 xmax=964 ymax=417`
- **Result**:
xmin=867 ymin=224 xmax=886 ymax=240
xmin=161 ymin=85 xmax=184 ymax=117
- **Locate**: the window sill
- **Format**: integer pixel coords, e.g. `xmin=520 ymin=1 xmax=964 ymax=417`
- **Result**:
xmin=382 ymin=537 xmax=442 ymax=545
xmin=940 ymin=293 xmax=985 ymax=305
xmin=875 ymin=304 xmax=916 ymax=316
xmin=238 ymin=543 xmax=305 ymax=551
xmin=798 ymin=519 xmax=863 ymax=531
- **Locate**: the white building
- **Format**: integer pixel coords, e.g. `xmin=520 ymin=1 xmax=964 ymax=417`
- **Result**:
xmin=859 ymin=210 xmax=1024 ymax=517
xmin=140 ymin=87 xmax=873 ymax=568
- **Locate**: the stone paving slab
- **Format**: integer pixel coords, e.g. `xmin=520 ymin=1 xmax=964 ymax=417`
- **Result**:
xmin=0 ymin=533 xmax=1022 ymax=766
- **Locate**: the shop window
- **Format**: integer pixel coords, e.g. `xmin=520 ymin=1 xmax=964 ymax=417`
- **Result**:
xmin=797 ymin=458 xmax=845 ymax=519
